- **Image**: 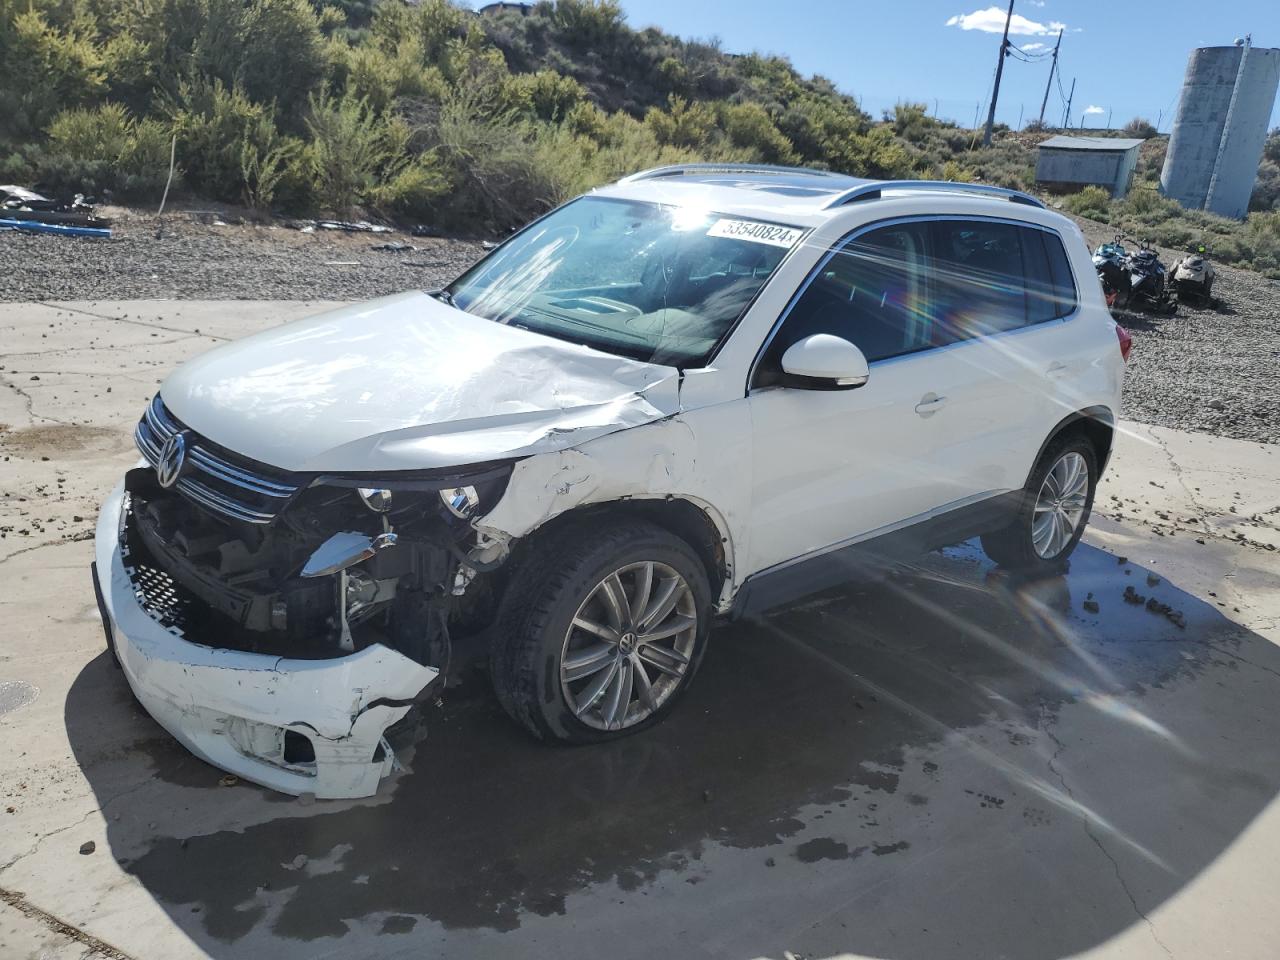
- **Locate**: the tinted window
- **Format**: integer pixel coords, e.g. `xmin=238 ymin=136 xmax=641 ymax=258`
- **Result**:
xmin=1042 ymin=231 xmax=1078 ymax=318
xmin=1022 ymin=229 xmax=1061 ymax=324
xmin=929 ymin=220 xmax=1027 ymax=336
xmin=756 ymin=223 xmax=931 ymax=383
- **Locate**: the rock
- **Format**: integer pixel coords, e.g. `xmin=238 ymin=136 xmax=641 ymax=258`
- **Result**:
xmin=79 ymin=840 xmax=95 ymax=855
xmin=1146 ymin=573 xmax=1161 ymax=587
xmin=218 ymin=774 xmax=239 ymax=787
xmin=1123 ymin=585 xmax=1146 ymax=605
xmin=1083 ymin=600 xmax=1100 ymax=613
xmin=1208 ymin=399 xmax=1226 ymax=411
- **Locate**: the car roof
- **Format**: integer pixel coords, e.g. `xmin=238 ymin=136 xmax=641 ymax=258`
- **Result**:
xmin=592 ymin=164 xmax=1049 ymax=229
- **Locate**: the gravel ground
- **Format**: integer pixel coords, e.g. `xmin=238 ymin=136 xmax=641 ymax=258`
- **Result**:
xmin=1076 ymin=219 xmax=1280 ymax=444
xmin=2 ymin=206 xmax=1277 ymax=443
xmin=0 ymin=206 xmax=487 ymax=300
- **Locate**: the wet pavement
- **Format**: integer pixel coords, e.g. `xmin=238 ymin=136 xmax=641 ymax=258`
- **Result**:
xmin=3 ymin=301 xmax=1280 ymax=959
xmin=36 ymin=536 xmax=1280 ymax=959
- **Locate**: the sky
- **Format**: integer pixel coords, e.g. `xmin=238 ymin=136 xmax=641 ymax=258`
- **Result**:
xmin=615 ymin=0 xmax=1280 ymax=133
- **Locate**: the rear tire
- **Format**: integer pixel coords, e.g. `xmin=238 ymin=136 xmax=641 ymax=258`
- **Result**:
xmin=981 ymin=433 xmax=1097 ymax=574
xmin=491 ymin=519 xmax=712 ymax=743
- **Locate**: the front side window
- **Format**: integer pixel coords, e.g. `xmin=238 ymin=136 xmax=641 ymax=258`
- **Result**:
xmin=445 ymin=197 xmax=801 ymax=367
xmin=755 ymin=222 xmax=932 ymax=386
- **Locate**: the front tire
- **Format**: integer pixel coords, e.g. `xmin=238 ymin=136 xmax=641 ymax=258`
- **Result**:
xmin=981 ymin=434 xmax=1097 ymax=574
xmin=491 ymin=520 xmax=712 ymax=743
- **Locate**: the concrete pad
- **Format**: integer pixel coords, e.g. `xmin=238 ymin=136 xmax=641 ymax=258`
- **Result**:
xmin=2 ymin=301 xmax=1279 ymax=959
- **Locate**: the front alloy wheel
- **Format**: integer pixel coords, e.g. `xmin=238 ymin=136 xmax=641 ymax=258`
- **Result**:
xmin=491 ymin=520 xmax=711 ymax=743
xmin=561 ymin=561 xmax=697 ymax=731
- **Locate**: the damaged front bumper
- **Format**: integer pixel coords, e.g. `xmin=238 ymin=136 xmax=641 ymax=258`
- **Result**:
xmin=93 ymin=481 xmax=438 ymax=799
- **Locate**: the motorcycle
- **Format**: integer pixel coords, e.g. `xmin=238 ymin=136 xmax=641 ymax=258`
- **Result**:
xmin=1092 ymin=235 xmax=1130 ymax=308
xmin=1169 ymin=245 xmax=1216 ymax=307
xmin=1125 ymin=240 xmax=1177 ymax=314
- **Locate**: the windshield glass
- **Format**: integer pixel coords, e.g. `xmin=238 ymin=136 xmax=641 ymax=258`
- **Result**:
xmin=445 ymin=196 xmax=803 ymax=367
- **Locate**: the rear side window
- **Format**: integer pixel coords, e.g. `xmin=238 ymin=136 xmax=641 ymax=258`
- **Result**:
xmin=1041 ymin=230 xmax=1078 ymax=318
xmin=929 ymin=220 xmax=1029 ymax=337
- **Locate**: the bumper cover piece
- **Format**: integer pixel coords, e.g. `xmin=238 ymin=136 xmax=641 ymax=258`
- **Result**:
xmin=94 ymin=482 xmax=437 ymax=799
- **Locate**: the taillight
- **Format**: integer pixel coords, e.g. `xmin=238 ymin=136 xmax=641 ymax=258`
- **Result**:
xmin=1115 ymin=324 xmax=1132 ymax=363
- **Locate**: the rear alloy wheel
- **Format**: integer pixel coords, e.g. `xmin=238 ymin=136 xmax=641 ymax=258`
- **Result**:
xmin=981 ymin=434 xmax=1097 ymax=573
xmin=560 ymin=561 xmax=697 ymax=732
xmin=491 ymin=520 xmax=711 ymax=743
xmin=1031 ymin=451 xmax=1090 ymax=559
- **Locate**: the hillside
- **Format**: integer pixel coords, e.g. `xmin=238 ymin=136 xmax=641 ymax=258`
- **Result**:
xmin=0 ymin=0 xmax=1277 ymax=275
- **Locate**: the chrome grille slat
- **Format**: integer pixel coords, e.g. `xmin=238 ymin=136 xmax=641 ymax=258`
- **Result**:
xmin=133 ymin=396 xmax=301 ymax=525
xmin=186 ymin=447 xmax=295 ymax=497
xmin=176 ymin=477 xmax=279 ymax=524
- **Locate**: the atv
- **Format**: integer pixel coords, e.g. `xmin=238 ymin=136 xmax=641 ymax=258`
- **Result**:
xmin=1092 ymin=235 xmax=1130 ymax=308
xmin=1124 ymin=240 xmax=1177 ymax=314
xmin=1169 ymin=245 xmax=1216 ymax=307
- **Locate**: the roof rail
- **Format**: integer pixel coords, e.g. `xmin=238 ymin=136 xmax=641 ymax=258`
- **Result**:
xmin=620 ymin=163 xmax=849 ymax=183
xmin=826 ymin=180 xmax=1046 ymax=209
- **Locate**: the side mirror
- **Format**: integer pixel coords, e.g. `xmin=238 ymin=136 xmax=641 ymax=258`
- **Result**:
xmin=780 ymin=334 xmax=870 ymax=389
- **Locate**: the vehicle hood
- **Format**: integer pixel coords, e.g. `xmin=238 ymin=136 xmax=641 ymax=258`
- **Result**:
xmin=160 ymin=291 xmax=682 ymax=473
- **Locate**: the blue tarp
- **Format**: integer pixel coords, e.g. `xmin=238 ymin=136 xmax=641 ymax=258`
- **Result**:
xmin=0 ymin=218 xmax=111 ymax=238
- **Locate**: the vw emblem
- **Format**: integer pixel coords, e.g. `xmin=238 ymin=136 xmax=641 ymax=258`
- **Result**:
xmin=156 ymin=431 xmax=189 ymax=489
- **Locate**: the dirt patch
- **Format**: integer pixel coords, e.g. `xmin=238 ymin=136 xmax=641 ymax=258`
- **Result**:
xmin=0 ymin=423 xmax=119 ymax=458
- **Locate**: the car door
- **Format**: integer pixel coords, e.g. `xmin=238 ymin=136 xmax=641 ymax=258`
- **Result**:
xmin=922 ymin=218 xmax=1084 ymax=502
xmin=744 ymin=221 xmax=976 ymax=577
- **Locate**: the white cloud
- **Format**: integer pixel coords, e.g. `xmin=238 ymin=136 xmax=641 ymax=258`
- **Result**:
xmin=946 ymin=7 xmax=1067 ymax=36
xmin=1083 ymin=105 xmax=1106 ymax=115
xmin=1021 ymin=42 xmax=1047 ymax=51
xmin=1027 ymin=0 xmax=1046 ymax=6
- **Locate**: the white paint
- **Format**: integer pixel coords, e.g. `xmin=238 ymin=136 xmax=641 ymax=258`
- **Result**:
xmin=159 ymin=291 xmax=680 ymax=472
xmin=94 ymin=483 xmax=437 ymax=799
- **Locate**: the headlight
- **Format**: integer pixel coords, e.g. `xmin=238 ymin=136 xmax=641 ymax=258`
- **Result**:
xmin=357 ymin=487 xmax=393 ymax=513
xmin=439 ymin=486 xmax=479 ymax=519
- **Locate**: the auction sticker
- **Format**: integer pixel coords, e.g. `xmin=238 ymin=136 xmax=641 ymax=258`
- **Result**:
xmin=706 ymin=218 xmax=804 ymax=248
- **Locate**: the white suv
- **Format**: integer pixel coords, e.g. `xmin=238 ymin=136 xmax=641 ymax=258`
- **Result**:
xmin=93 ymin=165 xmax=1128 ymax=798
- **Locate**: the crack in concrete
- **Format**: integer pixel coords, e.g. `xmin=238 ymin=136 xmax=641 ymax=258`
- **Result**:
xmin=1147 ymin=426 xmax=1213 ymax=538
xmin=0 ymin=887 xmax=137 ymax=960
xmin=1 ymin=333 xmax=205 ymax=359
xmin=37 ymin=302 xmax=231 ymax=342
xmin=0 ymin=537 xmax=78 ymax=567
xmin=1039 ymin=704 xmax=1175 ymax=960
xmin=0 ymin=369 xmax=72 ymax=427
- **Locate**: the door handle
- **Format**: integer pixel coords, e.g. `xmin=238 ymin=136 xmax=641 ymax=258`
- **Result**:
xmin=914 ymin=394 xmax=948 ymax=416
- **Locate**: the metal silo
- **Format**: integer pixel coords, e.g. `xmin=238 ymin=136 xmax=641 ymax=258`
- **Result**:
xmin=1160 ymin=39 xmax=1280 ymax=219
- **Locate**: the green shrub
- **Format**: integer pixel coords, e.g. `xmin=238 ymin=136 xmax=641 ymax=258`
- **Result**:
xmin=720 ymin=101 xmax=796 ymax=165
xmin=645 ymin=95 xmax=717 ymax=150
xmin=1122 ymin=117 xmax=1157 ymax=139
xmin=166 ymin=79 xmax=288 ymax=205
xmin=0 ymin=11 xmax=105 ymax=139
xmin=37 ymin=103 xmax=171 ymax=199
xmin=1061 ymin=185 xmax=1112 ymax=221
xmin=304 ymin=91 xmax=410 ymax=213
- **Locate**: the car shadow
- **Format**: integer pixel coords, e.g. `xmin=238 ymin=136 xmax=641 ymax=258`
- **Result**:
xmin=65 ymin=541 xmax=1280 ymax=958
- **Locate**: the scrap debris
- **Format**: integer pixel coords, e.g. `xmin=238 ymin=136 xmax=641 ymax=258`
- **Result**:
xmin=1 ymin=185 xmax=111 ymax=236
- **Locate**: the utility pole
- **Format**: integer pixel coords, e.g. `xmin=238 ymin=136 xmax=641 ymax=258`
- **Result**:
xmin=1016 ymin=104 xmax=1024 ymax=130
xmin=1037 ymin=28 xmax=1063 ymax=126
xmin=1106 ymin=108 xmax=1112 ymax=130
xmin=1062 ymin=77 xmax=1075 ymax=129
xmin=982 ymin=0 xmax=1016 ymax=145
